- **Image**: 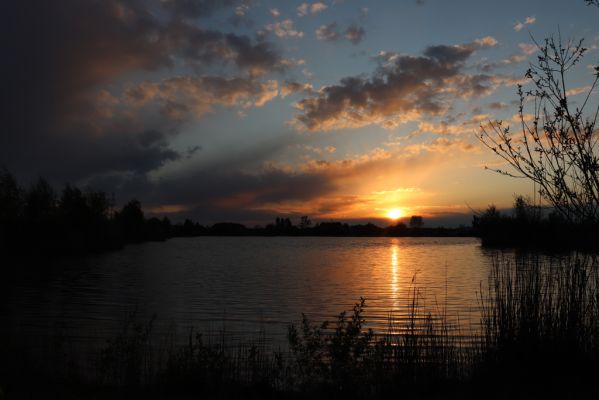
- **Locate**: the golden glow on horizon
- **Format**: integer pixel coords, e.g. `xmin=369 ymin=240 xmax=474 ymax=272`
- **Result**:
xmin=386 ymin=208 xmax=403 ymax=220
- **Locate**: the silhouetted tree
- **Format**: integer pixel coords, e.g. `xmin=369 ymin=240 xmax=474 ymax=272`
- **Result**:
xmin=117 ymin=199 xmax=145 ymax=243
xmin=275 ymin=217 xmax=293 ymax=230
xmin=182 ymin=218 xmax=195 ymax=236
xmin=59 ymin=185 xmax=87 ymax=227
xmin=513 ymin=195 xmax=541 ymax=224
xmin=24 ymin=178 xmax=57 ymax=225
xmin=0 ymin=169 xmax=22 ymax=223
xmin=480 ymin=35 xmax=599 ymax=223
xmin=299 ymin=215 xmax=312 ymax=229
xmin=0 ymin=169 xmax=23 ymax=250
xmin=85 ymin=189 xmax=110 ymax=222
xmin=273 ymin=217 xmax=295 ymax=234
xmin=161 ymin=217 xmax=172 ymax=237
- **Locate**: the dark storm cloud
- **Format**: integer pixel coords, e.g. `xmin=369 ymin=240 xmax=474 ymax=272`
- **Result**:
xmin=293 ymin=39 xmax=498 ymax=130
xmin=15 ymin=129 xmax=181 ymax=183
xmin=1 ymin=0 xmax=284 ymax=183
xmin=88 ymin=142 xmax=338 ymax=221
xmin=147 ymin=167 xmax=335 ymax=206
xmin=423 ymin=44 xmax=475 ymax=65
xmin=168 ymin=22 xmax=285 ymax=77
xmin=161 ymin=0 xmax=235 ymax=18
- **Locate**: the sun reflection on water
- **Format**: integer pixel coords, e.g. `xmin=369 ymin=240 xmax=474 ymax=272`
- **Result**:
xmin=390 ymin=239 xmax=399 ymax=310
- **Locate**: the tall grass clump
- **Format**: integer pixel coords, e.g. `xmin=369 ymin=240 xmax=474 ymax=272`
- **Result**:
xmin=478 ymin=254 xmax=599 ymax=389
xmin=158 ymin=328 xmax=286 ymax=395
xmin=287 ymin=294 xmax=465 ymax=398
xmin=99 ymin=314 xmax=156 ymax=387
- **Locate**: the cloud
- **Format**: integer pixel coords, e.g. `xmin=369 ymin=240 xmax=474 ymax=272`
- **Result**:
xmin=487 ymin=101 xmax=510 ymax=110
xmin=414 ymin=121 xmax=471 ymax=136
xmin=297 ymin=2 xmax=328 ymax=16
xmin=315 ymin=22 xmax=365 ymax=44
xmin=101 ymin=153 xmax=340 ymax=222
xmin=281 ymin=81 xmax=315 ymax=98
xmin=125 ymin=76 xmax=279 ymax=120
xmin=474 ymin=36 xmax=498 ymax=47
xmin=263 ymin=19 xmax=304 ymax=38
xmin=161 ymin=0 xmax=235 ymax=18
xmin=477 ymin=42 xmax=536 ymax=72
xmin=514 ymin=16 xmax=536 ymax=32
xmin=409 ymin=112 xmax=495 ymax=138
xmin=405 ymin=137 xmax=478 ymax=154
xmin=297 ymin=3 xmax=310 ymax=16
xmin=502 ymin=42 xmax=537 ymax=65
xmin=87 ymin=132 xmax=477 ymax=223
xmin=566 ymin=85 xmax=593 ymax=97
xmin=269 ymin=8 xmax=280 ymax=17
xmin=169 ymin=24 xmax=286 ymax=77
xmin=234 ymin=4 xmax=249 ymax=17
xmin=315 ymin=22 xmax=339 ymax=41
xmin=293 ymin=39 xmax=503 ymax=131
xmin=344 ymin=25 xmax=366 ymax=44
xmin=1 ymin=0 xmax=286 ymax=183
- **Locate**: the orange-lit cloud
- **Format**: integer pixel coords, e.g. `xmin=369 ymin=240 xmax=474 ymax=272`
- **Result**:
xmin=297 ymin=2 xmax=328 ymax=16
xmin=125 ymin=77 xmax=278 ymax=120
xmin=292 ymin=39 xmax=503 ymax=132
xmin=513 ymin=16 xmax=536 ymax=32
xmin=263 ymin=19 xmax=304 ymax=38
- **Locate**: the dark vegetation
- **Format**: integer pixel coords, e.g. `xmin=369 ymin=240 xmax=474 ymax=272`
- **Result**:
xmin=1 ymin=255 xmax=597 ymax=399
xmin=0 ymin=168 xmax=174 ymax=256
xmin=473 ymin=195 xmax=599 ymax=249
xmin=478 ymin=25 xmax=599 ymax=249
xmin=0 ymin=169 xmax=474 ymax=257
xmin=480 ymin=33 xmax=599 ymax=224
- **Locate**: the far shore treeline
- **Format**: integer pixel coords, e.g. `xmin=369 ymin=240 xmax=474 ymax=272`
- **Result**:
xmin=0 ymin=169 xmax=473 ymax=256
xmin=3 ymin=168 xmax=599 ymax=256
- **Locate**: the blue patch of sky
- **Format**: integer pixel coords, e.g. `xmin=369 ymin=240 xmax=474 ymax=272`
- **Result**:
xmin=166 ymin=0 xmax=598 ymax=172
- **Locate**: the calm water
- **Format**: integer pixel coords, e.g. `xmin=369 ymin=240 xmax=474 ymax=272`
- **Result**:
xmin=1 ymin=237 xmax=494 ymax=353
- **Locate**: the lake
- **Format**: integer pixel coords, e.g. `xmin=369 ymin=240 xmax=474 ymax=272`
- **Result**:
xmin=1 ymin=237 xmax=496 ymax=357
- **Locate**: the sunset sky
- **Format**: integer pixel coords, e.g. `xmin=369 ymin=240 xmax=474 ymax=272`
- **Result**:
xmin=3 ymin=0 xmax=598 ymax=226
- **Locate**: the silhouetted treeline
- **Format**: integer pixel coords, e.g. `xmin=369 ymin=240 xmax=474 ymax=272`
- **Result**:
xmin=1 ymin=169 xmax=476 ymax=256
xmin=184 ymin=219 xmax=474 ymax=237
xmin=473 ymin=195 xmax=599 ymax=250
xmin=0 ymin=169 xmax=173 ymax=256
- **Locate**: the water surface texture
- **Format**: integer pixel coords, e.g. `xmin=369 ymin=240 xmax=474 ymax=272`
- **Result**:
xmin=2 ymin=237 xmax=493 ymax=351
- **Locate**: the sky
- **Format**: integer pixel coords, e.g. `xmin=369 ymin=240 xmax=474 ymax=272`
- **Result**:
xmin=3 ymin=0 xmax=599 ymax=226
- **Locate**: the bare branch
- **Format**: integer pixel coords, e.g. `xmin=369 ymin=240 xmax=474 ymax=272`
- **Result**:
xmin=478 ymin=35 xmax=599 ymax=223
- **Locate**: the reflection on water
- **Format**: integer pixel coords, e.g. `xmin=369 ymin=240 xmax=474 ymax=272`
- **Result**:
xmin=390 ymin=239 xmax=399 ymax=310
xmin=1 ymin=237 xmax=493 ymax=351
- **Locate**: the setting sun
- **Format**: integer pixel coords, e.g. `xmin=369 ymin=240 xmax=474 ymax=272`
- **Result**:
xmin=387 ymin=208 xmax=403 ymax=220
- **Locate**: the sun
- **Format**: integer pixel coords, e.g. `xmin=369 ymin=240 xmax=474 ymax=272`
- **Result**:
xmin=387 ymin=208 xmax=403 ymax=220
